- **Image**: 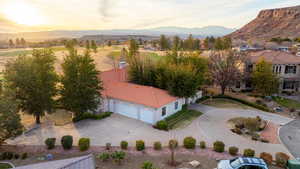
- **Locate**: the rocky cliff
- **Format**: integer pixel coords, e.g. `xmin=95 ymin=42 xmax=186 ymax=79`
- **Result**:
xmin=230 ymin=5 xmax=300 ymax=41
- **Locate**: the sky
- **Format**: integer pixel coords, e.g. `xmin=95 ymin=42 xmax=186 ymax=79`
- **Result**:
xmin=0 ymin=0 xmax=299 ymax=32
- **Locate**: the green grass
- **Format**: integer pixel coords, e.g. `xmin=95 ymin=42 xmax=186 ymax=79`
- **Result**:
xmin=0 ymin=163 xmax=13 ymax=169
xmin=0 ymin=50 xmax=32 ymax=57
xmin=141 ymin=52 xmax=162 ymax=61
xmin=272 ymin=96 xmax=300 ymax=109
xmin=165 ymin=109 xmax=202 ymax=129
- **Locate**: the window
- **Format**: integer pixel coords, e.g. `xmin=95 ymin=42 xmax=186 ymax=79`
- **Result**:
xmin=246 ymin=64 xmax=253 ymax=72
xmin=236 ymin=82 xmax=241 ymax=88
xmin=162 ymin=107 xmax=166 ymax=116
xmin=283 ymin=81 xmax=295 ymax=89
xmin=175 ymin=102 xmax=178 ymax=110
xmin=285 ymin=65 xmax=296 ymax=74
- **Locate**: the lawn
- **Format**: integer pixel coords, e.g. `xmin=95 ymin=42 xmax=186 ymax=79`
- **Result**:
xmin=0 ymin=163 xmax=13 ymax=169
xmin=202 ymin=98 xmax=252 ymax=109
xmin=165 ymin=109 xmax=202 ymax=129
xmin=0 ymin=50 xmax=32 ymax=57
xmin=272 ymin=96 xmax=300 ymax=109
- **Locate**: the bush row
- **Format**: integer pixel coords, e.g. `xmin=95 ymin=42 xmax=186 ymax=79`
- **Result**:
xmin=0 ymin=152 xmax=28 ymax=160
xmin=213 ymin=95 xmax=271 ymax=112
xmin=45 ymin=135 xmax=90 ymax=151
xmin=72 ymin=111 xmax=113 ymax=122
xmin=43 ymin=136 xmax=290 ymax=167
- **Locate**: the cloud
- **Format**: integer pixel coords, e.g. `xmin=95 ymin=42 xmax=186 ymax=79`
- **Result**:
xmin=99 ymin=0 xmax=116 ymax=22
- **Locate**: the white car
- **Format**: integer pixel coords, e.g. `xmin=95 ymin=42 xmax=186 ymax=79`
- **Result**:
xmin=217 ymin=157 xmax=269 ymax=169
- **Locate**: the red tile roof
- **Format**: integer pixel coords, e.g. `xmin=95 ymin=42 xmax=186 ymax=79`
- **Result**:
xmin=247 ymin=50 xmax=300 ymax=64
xmin=100 ymin=68 xmax=178 ymax=108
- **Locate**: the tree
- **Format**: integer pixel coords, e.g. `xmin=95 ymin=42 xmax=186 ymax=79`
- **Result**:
xmin=85 ymin=40 xmax=90 ymax=50
xmin=159 ymin=35 xmax=170 ymax=50
xmin=172 ymin=36 xmax=181 ymax=51
xmin=107 ymin=40 xmax=112 ymax=47
xmin=209 ymin=50 xmax=244 ymax=95
xmin=252 ymin=58 xmax=278 ymax=96
xmin=4 ymin=49 xmax=58 ymax=124
xmin=91 ymin=40 xmax=97 ymax=53
xmin=60 ymin=50 xmax=103 ymax=118
xmin=128 ymin=39 xmax=139 ymax=58
xmin=0 ymin=89 xmax=23 ymax=145
xmin=20 ymin=38 xmax=26 ymax=47
xmin=185 ymin=34 xmax=194 ymax=50
xmin=9 ymin=39 xmax=14 ymax=48
xmin=15 ymin=38 xmax=20 ymax=47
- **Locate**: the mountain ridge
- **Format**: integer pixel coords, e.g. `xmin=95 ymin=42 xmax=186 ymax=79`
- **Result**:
xmin=0 ymin=26 xmax=235 ymax=41
xmin=229 ymin=5 xmax=300 ymax=41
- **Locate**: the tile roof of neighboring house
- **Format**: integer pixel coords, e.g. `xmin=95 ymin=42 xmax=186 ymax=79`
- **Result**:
xmin=100 ymin=68 xmax=178 ymax=108
xmin=247 ymin=50 xmax=300 ymax=64
xmin=14 ymin=154 xmax=95 ymax=169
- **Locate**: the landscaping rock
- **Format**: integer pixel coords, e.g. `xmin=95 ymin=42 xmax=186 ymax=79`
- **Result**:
xmin=189 ymin=160 xmax=201 ymax=167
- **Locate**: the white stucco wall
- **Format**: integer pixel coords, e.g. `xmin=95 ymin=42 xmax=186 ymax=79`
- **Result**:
xmin=100 ymin=90 xmax=202 ymax=124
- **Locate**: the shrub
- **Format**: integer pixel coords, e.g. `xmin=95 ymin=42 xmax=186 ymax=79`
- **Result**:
xmin=155 ymin=120 xmax=168 ymax=131
xmin=111 ymin=151 xmax=126 ymax=165
xmin=14 ymin=153 xmax=20 ymax=159
xmin=78 ymin=138 xmax=90 ymax=151
xmin=120 ymin=141 xmax=128 ymax=150
xmin=168 ymin=139 xmax=178 ymax=149
xmin=106 ymin=143 xmax=111 ymax=150
xmin=136 ymin=140 xmax=145 ymax=151
xmin=213 ymin=141 xmax=225 ymax=153
xmin=98 ymin=152 xmax=110 ymax=162
xmin=6 ymin=152 xmax=13 ymax=160
xmin=229 ymin=146 xmax=239 ymax=156
xmin=142 ymin=161 xmax=156 ymax=169
xmin=260 ymin=139 xmax=269 ymax=143
xmin=251 ymin=133 xmax=260 ymax=141
xmin=153 ymin=141 xmax=162 ymax=150
xmin=45 ymin=138 xmax=56 ymax=149
xmin=260 ymin=152 xmax=273 ymax=164
xmin=200 ymin=141 xmax=206 ymax=149
xmin=21 ymin=153 xmax=28 ymax=159
xmin=244 ymin=118 xmax=260 ymax=132
xmin=183 ymin=137 xmax=196 ymax=149
xmin=232 ymin=128 xmax=242 ymax=135
xmin=243 ymin=149 xmax=255 ymax=157
xmin=275 ymin=152 xmax=290 ymax=167
xmin=61 ymin=135 xmax=73 ymax=150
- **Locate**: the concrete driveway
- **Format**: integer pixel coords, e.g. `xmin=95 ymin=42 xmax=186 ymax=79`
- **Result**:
xmin=279 ymin=120 xmax=300 ymax=158
xmin=8 ymin=104 xmax=293 ymax=156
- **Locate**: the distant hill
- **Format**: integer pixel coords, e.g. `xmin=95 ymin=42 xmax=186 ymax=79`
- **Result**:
xmin=0 ymin=26 xmax=235 ymax=41
xmin=230 ymin=5 xmax=300 ymax=41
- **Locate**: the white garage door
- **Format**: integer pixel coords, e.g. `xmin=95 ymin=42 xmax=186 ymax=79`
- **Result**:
xmin=115 ymin=100 xmax=138 ymax=119
xmin=139 ymin=108 xmax=154 ymax=124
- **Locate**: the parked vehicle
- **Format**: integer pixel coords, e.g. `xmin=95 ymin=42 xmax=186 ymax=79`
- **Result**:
xmin=217 ymin=157 xmax=268 ymax=169
xmin=287 ymin=159 xmax=300 ymax=169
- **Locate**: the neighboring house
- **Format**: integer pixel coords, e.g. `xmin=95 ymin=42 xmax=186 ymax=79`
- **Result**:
xmin=14 ymin=154 xmax=95 ymax=169
xmin=232 ymin=50 xmax=300 ymax=93
xmin=99 ymin=68 xmax=202 ymax=124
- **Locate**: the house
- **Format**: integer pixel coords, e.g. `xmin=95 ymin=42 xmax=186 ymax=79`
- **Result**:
xmin=15 ymin=154 xmax=95 ymax=169
xmin=99 ymin=68 xmax=202 ymax=124
xmin=232 ymin=50 xmax=300 ymax=93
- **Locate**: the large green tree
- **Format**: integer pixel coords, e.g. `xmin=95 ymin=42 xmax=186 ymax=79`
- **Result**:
xmin=60 ymin=50 xmax=103 ymax=118
xmin=252 ymin=58 xmax=279 ymax=96
xmin=4 ymin=49 xmax=58 ymax=124
xmin=159 ymin=35 xmax=170 ymax=50
xmin=0 ymin=89 xmax=23 ymax=145
xmin=91 ymin=40 xmax=98 ymax=53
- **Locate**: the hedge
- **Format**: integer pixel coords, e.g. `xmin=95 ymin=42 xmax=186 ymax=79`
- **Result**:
xmin=61 ymin=135 xmax=73 ymax=150
xmin=212 ymin=95 xmax=271 ymax=112
xmin=72 ymin=112 xmax=113 ymax=122
xmin=78 ymin=138 xmax=90 ymax=151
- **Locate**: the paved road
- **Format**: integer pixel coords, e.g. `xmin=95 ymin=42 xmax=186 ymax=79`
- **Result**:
xmin=8 ymin=104 xmax=293 ymax=156
xmin=279 ymin=120 xmax=300 ymax=158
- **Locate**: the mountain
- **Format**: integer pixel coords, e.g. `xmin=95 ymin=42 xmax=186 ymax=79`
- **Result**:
xmin=0 ymin=26 xmax=235 ymax=41
xmin=230 ymin=5 xmax=300 ymax=41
